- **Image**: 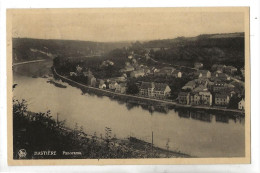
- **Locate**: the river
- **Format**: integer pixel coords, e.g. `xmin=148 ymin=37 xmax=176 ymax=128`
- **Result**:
xmin=13 ymin=60 xmax=245 ymax=157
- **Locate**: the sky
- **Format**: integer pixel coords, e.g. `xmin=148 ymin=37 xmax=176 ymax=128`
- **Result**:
xmin=10 ymin=8 xmax=247 ymax=42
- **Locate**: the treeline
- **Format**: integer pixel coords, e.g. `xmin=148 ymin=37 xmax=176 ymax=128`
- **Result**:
xmin=53 ymin=55 xmax=123 ymax=79
xmin=12 ymin=38 xmax=130 ymax=62
xmin=146 ymin=33 xmax=245 ymax=70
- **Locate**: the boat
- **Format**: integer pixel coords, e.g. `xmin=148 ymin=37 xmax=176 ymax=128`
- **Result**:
xmin=47 ymin=79 xmax=67 ymax=88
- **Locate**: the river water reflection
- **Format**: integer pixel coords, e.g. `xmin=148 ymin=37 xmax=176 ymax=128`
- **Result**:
xmin=13 ymin=61 xmax=245 ymax=157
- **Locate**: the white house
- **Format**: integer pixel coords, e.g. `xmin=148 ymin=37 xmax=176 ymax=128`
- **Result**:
xmin=99 ymin=80 xmax=106 ymax=89
xmin=76 ymin=65 xmax=83 ymax=73
xmin=130 ymin=69 xmax=145 ymax=78
xmin=238 ymin=98 xmax=245 ymax=110
xmin=172 ymin=70 xmax=182 ymax=78
xmin=109 ymin=81 xmax=118 ymax=90
xmin=70 ymin=72 xmax=77 ymax=76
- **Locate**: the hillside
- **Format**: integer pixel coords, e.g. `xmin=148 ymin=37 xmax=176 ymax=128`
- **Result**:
xmin=144 ymin=32 xmax=245 ymax=69
xmin=12 ymin=38 xmax=131 ymax=63
xmin=13 ymin=32 xmax=245 ymax=69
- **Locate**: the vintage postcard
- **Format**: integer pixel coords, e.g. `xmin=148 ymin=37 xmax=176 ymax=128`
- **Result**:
xmin=7 ymin=7 xmax=250 ymax=165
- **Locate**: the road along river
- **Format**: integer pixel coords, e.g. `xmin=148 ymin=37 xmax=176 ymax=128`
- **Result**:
xmin=12 ymin=60 xmax=245 ymax=157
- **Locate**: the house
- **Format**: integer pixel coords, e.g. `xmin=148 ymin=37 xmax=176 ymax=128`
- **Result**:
xmin=182 ymin=81 xmax=196 ymax=90
xmin=145 ymin=53 xmax=151 ymax=60
xmin=190 ymin=92 xmax=201 ymax=105
xmin=155 ymin=67 xmax=175 ymax=76
xmin=130 ymin=69 xmax=145 ymax=78
xmin=226 ymin=84 xmax=235 ymax=91
xmin=215 ymin=72 xmax=231 ymax=81
xmin=172 ymin=70 xmax=182 ymax=78
xmin=212 ymin=64 xmax=226 ymax=72
xmin=193 ymin=85 xmax=208 ymax=93
xmin=150 ymin=67 xmax=159 ymax=74
xmin=122 ymin=73 xmax=127 ymax=78
xmin=125 ymin=62 xmax=131 ymax=66
xmin=241 ymin=67 xmax=245 ymax=77
xmin=212 ymin=81 xmax=226 ymax=92
xmin=225 ymin=66 xmax=237 ymax=75
xmin=215 ymin=93 xmax=230 ymax=106
xmin=109 ymin=76 xmax=126 ymax=83
xmin=128 ymin=55 xmax=133 ymax=59
xmin=153 ymin=83 xmax=171 ymax=99
xmin=141 ymin=66 xmax=151 ymax=74
xmin=144 ymin=68 xmax=151 ymax=75
xmin=178 ymin=92 xmax=190 ymax=104
xmin=132 ymin=58 xmax=137 ymax=64
xmin=70 ymin=72 xmax=77 ymax=77
xmin=109 ymin=81 xmax=118 ymax=90
xmin=199 ymin=91 xmax=212 ymax=106
xmin=87 ymin=74 xmax=95 ymax=86
xmin=99 ymin=80 xmax=106 ymax=89
xmin=115 ymin=83 xmax=127 ymax=94
xmin=196 ymin=70 xmax=211 ymax=78
xmin=76 ymin=65 xmax=83 ymax=73
xmin=139 ymin=82 xmax=171 ymax=99
xmin=162 ymin=67 xmax=175 ymax=75
xmin=194 ymin=62 xmax=203 ymax=69
xmin=195 ymin=78 xmax=213 ymax=89
xmin=238 ymin=98 xmax=245 ymax=110
xmin=140 ymin=82 xmax=155 ymax=97
xmin=100 ymin=60 xmax=114 ymax=67
xmin=83 ymin=70 xmax=93 ymax=77
xmin=108 ymin=60 xmax=114 ymax=66
xmin=120 ymin=65 xmax=135 ymax=73
xmin=230 ymin=91 xmax=236 ymax=97
xmin=90 ymin=77 xmax=96 ymax=87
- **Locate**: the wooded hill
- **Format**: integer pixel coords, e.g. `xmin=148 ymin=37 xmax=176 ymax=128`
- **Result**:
xmin=144 ymin=32 xmax=245 ymax=69
xmin=13 ymin=32 xmax=245 ymax=69
xmin=12 ymin=38 xmax=131 ymax=63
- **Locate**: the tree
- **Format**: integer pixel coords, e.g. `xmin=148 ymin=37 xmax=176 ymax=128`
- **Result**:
xmin=126 ymin=81 xmax=139 ymax=95
xmin=165 ymin=138 xmax=170 ymax=158
xmin=105 ymin=127 xmax=112 ymax=149
xmin=228 ymin=95 xmax=240 ymax=109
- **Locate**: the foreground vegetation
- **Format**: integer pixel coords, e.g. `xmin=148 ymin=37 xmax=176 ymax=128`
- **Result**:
xmin=13 ymin=98 xmax=189 ymax=159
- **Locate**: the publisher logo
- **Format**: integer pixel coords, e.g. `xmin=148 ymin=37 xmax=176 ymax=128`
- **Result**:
xmin=18 ymin=149 xmax=27 ymax=159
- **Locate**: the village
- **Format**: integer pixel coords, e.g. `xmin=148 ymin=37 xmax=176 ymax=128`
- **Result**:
xmin=67 ymin=50 xmax=245 ymax=111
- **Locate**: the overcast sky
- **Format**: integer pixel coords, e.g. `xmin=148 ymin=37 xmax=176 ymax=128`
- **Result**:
xmin=10 ymin=8 xmax=246 ymax=42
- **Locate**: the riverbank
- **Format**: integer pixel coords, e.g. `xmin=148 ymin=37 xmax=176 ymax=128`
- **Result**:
xmin=53 ymin=68 xmax=244 ymax=115
xmin=13 ymin=99 xmax=190 ymax=159
xmin=13 ymin=59 xmax=46 ymax=66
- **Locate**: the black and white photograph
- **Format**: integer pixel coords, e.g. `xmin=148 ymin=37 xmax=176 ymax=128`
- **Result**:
xmin=7 ymin=7 xmax=250 ymax=165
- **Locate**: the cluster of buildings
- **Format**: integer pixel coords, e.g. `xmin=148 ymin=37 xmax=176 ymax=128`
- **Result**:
xmin=70 ymin=65 xmax=128 ymax=94
xmin=100 ymin=60 xmax=114 ymax=67
xmin=120 ymin=64 xmax=183 ymax=79
xmin=98 ymin=77 xmax=127 ymax=94
xmin=178 ymin=63 xmax=245 ymax=110
xmin=69 ymin=59 xmax=244 ymax=110
xmin=139 ymin=82 xmax=171 ymax=99
xmin=119 ymin=53 xmax=184 ymax=79
xmin=154 ymin=67 xmax=182 ymax=78
xmin=211 ymin=64 xmax=238 ymax=75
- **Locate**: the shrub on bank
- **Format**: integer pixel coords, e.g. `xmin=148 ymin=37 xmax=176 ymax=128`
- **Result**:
xmin=13 ymin=98 xmax=169 ymax=159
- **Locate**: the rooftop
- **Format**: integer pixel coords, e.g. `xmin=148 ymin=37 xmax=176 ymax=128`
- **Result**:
xmin=140 ymin=82 xmax=154 ymax=89
xmin=184 ymin=80 xmax=196 ymax=86
xmin=215 ymin=93 xmax=229 ymax=99
xmin=154 ymin=83 xmax=169 ymax=91
xmin=193 ymin=85 xmax=208 ymax=92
